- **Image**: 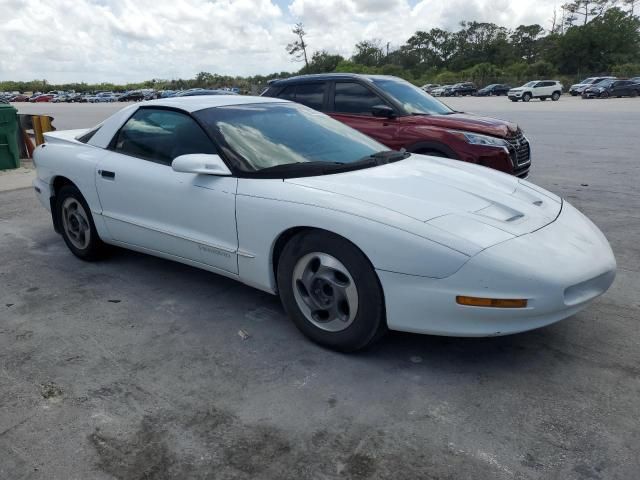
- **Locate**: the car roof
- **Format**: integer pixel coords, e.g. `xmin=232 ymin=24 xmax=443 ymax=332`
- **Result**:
xmin=268 ymin=73 xmax=400 ymax=86
xmin=141 ymin=95 xmax=287 ymax=113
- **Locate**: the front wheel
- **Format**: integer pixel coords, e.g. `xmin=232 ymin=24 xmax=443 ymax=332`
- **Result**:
xmin=56 ymin=185 xmax=107 ymax=261
xmin=523 ymin=93 xmax=532 ymax=102
xmin=601 ymin=91 xmax=610 ymax=99
xmin=277 ymin=231 xmax=386 ymax=352
xmin=631 ymin=90 xmax=638 ymax=98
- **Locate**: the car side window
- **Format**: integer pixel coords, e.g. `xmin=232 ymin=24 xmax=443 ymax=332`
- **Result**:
xmin=333 ymin=82 xmax=383 ymax=115
xmin=278 ymin=85 xmax=296 ymax=101
xmin=113 ymin=108 xmax=216 ymax=166
xmin=293 ymin=83 xmax=326 ymax=110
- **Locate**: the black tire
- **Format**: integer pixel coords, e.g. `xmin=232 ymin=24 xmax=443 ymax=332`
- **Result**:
xmin=601 ymin=91 xmax=609 ymax=99
xmin=551 ymin=91 xmax=561 ymax=101
xmin=523 ymin=93 xmax=532 ymax=102
xmin=277 ymin=230 xmax=387 ymax=352
xmin=631 ymin=90 xmax=638 ymax=98
xmin=510 ymin=98 xmax=518 ymax=102
xmin=56 ymin=185 xmax=107 ymax=261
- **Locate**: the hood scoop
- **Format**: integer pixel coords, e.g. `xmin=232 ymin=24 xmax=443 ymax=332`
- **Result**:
xmin=475 ymin=203 xmax=525 ymax=223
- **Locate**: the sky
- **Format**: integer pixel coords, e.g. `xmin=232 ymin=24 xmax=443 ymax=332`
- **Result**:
xmin=0 ymin=0 xmax=560 ymax=84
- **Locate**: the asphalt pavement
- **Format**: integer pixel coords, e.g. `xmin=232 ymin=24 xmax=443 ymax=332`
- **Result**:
xmin=2 ymin=96 xmax=639 ymax=479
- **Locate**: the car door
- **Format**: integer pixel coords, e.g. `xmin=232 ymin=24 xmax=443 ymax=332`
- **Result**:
xmin=534 ymin=81 xmax=549 ymax=97
xmin=614 ymin=81 xmax=631 ymax=96
xmin=95 ymin=107 xmax=239 ymax=274
xmin=327 ymin=81 xmax=404 ymax=149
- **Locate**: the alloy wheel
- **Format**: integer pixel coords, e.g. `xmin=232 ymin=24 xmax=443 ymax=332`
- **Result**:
xmin=292 ymin=252 xmax=358 ymax=332
xmin=61 ymin=197 xmax=91 ymax=250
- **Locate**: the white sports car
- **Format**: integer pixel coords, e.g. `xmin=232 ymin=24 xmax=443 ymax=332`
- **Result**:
xmin=32 ymin=96 xmax=616 ymax=351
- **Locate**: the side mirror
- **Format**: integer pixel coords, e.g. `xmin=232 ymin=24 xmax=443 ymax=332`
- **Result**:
xmin=171 ymin=153 xmax=232 ymax=176
xmin=371 ymin=105 xmax=396 ymax=118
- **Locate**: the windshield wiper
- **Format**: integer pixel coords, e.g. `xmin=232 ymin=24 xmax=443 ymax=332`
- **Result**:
xmin=254 ymin=158 xmax=379 ymax=177
xmin=359 ymin=150 xmax=411 ymax=164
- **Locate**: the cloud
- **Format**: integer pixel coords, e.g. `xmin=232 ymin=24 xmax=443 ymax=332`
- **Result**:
xmin=0 ymin=0 xmax=559 ymax=83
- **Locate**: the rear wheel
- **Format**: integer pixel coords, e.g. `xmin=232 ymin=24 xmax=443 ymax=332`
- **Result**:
xmin=601 ymin=91 xmax=610 ymax=99
xmin=56 ymin=185 xmax=107 ymax=261
xmin=523 ymin=93 xmax=532 ymax=102
xmin=277 ymin=231 xmax=387 ymax=352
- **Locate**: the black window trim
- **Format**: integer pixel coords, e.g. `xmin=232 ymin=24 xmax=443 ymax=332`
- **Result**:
xmin=105 ymin=105 xmax=238 ymax=174
xmin=328 ymin=79 xmax=398 ymax=116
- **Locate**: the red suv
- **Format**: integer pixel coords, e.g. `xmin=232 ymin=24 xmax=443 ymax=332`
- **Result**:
xmin=262 ymin=74 xmax=531 ymax=178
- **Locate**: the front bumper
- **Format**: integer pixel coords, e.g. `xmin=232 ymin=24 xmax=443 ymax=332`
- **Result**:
xmin=378 ymin=201 xmax=616 ymax=336
xmin=464 ymin=137 xmax=530 ymax=178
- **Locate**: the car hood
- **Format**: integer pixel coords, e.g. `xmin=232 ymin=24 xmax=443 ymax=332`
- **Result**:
xmin=285 ymin=155 xmax=561 ymax=249
xmin=415 ymin=112 xmax=518 ymax=138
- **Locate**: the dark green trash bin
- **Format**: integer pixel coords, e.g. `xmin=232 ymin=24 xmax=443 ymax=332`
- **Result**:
xmin=0 ymin=104 xmax=20 ymax=170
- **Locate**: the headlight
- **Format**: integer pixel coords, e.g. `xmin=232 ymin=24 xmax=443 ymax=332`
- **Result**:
xmin=448 ymin=130 xmax=509 ymax=147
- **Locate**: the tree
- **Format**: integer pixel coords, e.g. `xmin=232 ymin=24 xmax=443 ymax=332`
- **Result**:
xmin=563 ymin=0 xmax=615 ymax=26
xmin=286 ymin=23 xmax=310 ymax=69
xmin=304 ymin=50 xmax=344 ymax=74
xmin=511 ymin=25 xmax=545 ymax=63
xmin=352 ymin=40 xmax=385 ymax=67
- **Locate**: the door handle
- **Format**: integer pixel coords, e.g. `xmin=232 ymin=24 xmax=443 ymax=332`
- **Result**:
xmin=99 ymin=170 xmax=115 ymax=179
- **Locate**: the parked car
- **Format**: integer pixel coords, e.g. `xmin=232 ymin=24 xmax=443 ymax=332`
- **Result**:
xmin=569 ymin=77 xmax=616 ymax=96
xmin=32 ymin=96 xmax=616 ymax=351
xmin=263 ymin=74 xmax=532 ymax=177
xmin=420 ymin=84 xmax=440 ymax=93
xmin=582 ymin=79 xmax=639 ymax=99
xmin=173 ymin=89 xmax=238 ymax=97
xmin=92 ymin=92 xmax=117 ymax=103
xmin=144 ymin=91 xmax=161 ymax=101
xmin=65 ymin=93 xmax=83 ymax=103
xmin=508 ymin=81 xmax=563 ymax=102
xmin=119 ymin=90 xmax=146 ymax=102
xmin=52 ymin=94 xmax=69 ymax=103
xmin=449 ymin=82 xmax=477 ymax=96
xmin=431 ymin=85 xmax=453 ymax=97
xmin=30 ymin=94 xmax=55 ymax=103
xmin=10 ymin=94 xmax=30 ymax=102
xmin=476 ymin=84 xmax=511 ymax=96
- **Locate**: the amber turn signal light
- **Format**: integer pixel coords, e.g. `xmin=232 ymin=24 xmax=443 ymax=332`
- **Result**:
xmin=456 ymin=296 xmax=528 ymax=308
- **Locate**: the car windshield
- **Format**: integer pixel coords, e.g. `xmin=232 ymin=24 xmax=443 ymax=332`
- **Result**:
xmin=195 ymin=103 xmax=390 ymax=173
xmin=370 ymin=78 xmax=454 ymax=115
xmin=581 ymin=77 xmax=597 ymax=84
xmin=598 ymin=80 xmax=614 ymax=87
xmin=523 ymin=81 xmax=537 ymax=87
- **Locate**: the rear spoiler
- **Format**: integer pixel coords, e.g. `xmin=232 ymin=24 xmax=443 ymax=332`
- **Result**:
xmin=43 ymin=129 xmax=89 ymax=145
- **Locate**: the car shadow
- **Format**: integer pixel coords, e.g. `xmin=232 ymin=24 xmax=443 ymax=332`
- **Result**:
xmin=102 ymin=245 xmax=573 ymax=374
